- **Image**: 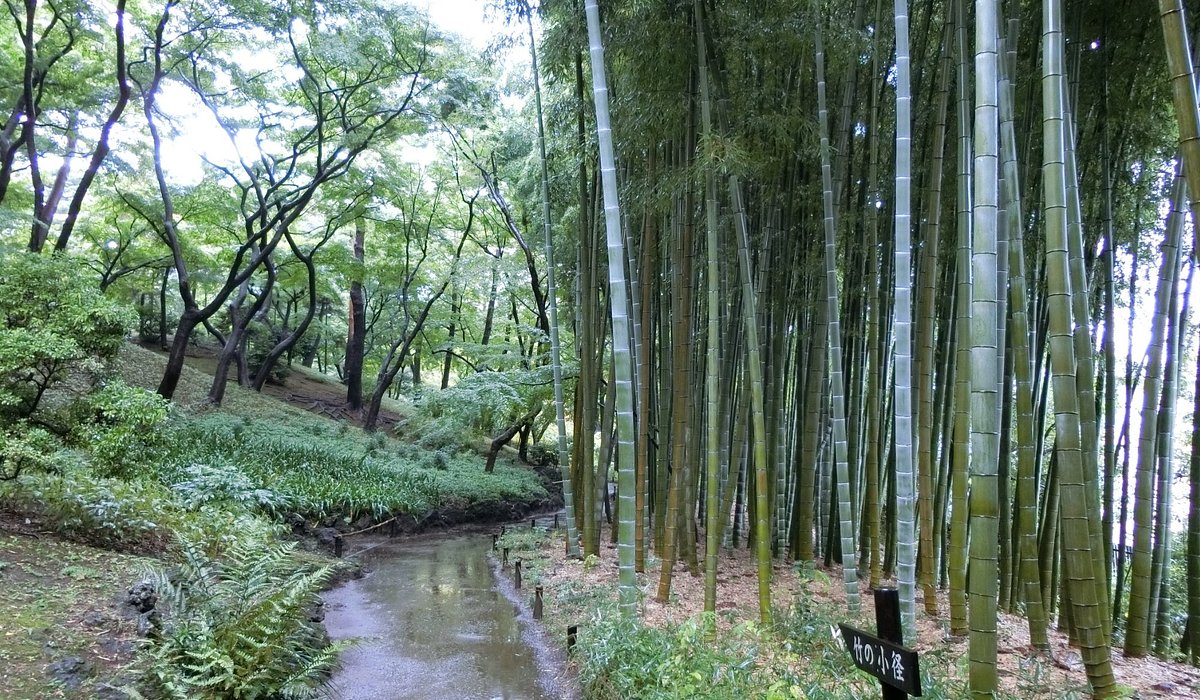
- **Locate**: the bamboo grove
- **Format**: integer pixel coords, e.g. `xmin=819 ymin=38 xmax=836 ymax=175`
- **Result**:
xmin=5 ymin=0 xmax=1200 ymax=697
xmin=538 ymin=0 xmax=1200 ymax=697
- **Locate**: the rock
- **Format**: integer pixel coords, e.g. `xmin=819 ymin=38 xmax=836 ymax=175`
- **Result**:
xmin=286 ymin=512 xmax=308 ymax=535
xmin=98 ymin=634 xmax=134 ymax=657
xmin=305 ymin=599 xmax=326 ymax=623
xmin=125 ymin=581 xmax=157 ymax=614
xmin=47 ymin=656 xmax=92 ymax=689
xmin=92 ymin=683 xmax=129 ymax=700
xmin=315 ymin=527 xmax=340 ymax=546
xmin=136 ymin=610 xmax=160 ymax=638
xmin=81 ymin=610 xmax=109 ymax=629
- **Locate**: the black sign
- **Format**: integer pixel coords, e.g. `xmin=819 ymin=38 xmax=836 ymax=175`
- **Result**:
xmin=838 ymin=624 xmax=922 ymax=696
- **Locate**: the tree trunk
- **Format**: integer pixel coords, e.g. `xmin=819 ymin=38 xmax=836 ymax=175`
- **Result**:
xmin=345 ymin=218 xmax=367 ymax=411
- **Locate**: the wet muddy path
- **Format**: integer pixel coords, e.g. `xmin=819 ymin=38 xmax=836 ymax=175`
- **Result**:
xmin=322 ymin=532 xmax=565 ymax=700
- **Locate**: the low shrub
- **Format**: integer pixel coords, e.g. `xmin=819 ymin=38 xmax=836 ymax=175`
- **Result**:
xmin=0 ymin=251 xmax=133 ymax=419
xmin=133 ymin=534 xmax=342 ymax=700
xmin=4 ymin=469 xmax=173 ymax=551
xmin=73 ymin=380 xmax=171 ymax=478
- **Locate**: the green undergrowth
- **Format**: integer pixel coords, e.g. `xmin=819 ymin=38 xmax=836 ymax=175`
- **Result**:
xmin=0 ymin=339 xmax=553 ymax=697
xmin=0 ymin=532 xmax=154 ymax=699
xmin=507 ymin=529 xmax=977 ymax=700
xmin=115 ymin=344 xmax=549 ymax=525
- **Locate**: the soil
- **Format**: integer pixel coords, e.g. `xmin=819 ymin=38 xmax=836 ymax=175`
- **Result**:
xmin=0 ymin=513 xmax=154 ymax=700
xmin=138 ymin=339 xmax=407 ymax=428
xmin=527 ymin=523 xmax=1200 ymax=699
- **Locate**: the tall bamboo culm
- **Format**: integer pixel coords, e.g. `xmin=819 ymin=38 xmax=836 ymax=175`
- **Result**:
xmin=892 ymin=0 xmax=918 ymax=640
xmin=583 ymin=0 xmax=638 ymax=618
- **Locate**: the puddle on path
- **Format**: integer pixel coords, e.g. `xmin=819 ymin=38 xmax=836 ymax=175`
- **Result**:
xmin=323 ymin=533 xmax=563 ymax=700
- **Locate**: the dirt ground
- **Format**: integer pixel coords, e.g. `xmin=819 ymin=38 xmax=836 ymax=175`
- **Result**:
xmin=0 ymin=515 xmax=152 ymax=699
xmin=531 ymin=524 xmax=1200 ymax=699
xmin=141 ymin=340 xmax=407 ymax=428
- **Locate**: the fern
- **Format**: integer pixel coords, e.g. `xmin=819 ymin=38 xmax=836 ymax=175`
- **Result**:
xmin=138 ymin=534 xmax=342 ymax=699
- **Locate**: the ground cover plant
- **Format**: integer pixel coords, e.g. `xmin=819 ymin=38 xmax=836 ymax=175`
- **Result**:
xmin=499 ymin=524 xmax=1198 ymax=700
xmin=0 ymin=334 xmax=558 ymax=698
xmin=0 ymin=529 xmax=154 ymax=699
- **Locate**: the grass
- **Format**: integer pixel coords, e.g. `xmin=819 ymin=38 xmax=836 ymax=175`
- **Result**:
xmin=0 ymin=529 xmax=154 ymax=699
xmin=116 ymin=344 xmax=550 ymax=525
xmin=498 ymin=529 xmax=975 ymax=700
xmin=0 ymin=341 xmax=558 ymax=696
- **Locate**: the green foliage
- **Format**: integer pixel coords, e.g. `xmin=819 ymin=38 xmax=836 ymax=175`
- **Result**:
xmin=0 ymin=252 xmax=133 ymax=419
xmin=159 ymin=412 xmax=548 ymax=524
xmin=0 ymin=423 xmax=59 ymax=480
xmin=412 ymin=368 xmax=548 ymax=439
xmin=160 ymin=423 xmax=436 ymax=522
xmin=576 ymin=606 xmax=768 ymax=700
xmin=73 ymin=380 xmax=171 ymax=478
xmin=135 ymin=534 xmax=342 ymax=700
xmin=3 ymin=469 xmax=173 ymax=551
xmin=170 ymin=462 xmax=289 ymax=514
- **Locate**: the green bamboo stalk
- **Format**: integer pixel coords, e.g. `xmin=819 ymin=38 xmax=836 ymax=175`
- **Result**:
xmin=915 ymin=13 xmax=953 ymax=619
xmin=1042 ymin=0 xmax=1116 ymax=691
xmin=526 ymin=7 xmax=580 ymax=560
xmin=999 ymin=15 xmax=1047 ymax=650
xmin=892 ymin=0 xmax=917 ymax=641
xmin=1158 ymin=0 xmax=1200 ymax=238
xmin=694 ymin=0 xmax=722 ymax=622
xmin=1126 ymin=167 xmax=1185 ymax=656
xmin=949 ymin=0 xmax=972 ymax=638
xmin=583 ymin=0 xmax=638 ymax=618
xmin=968 ymin=4 xmax=1001 ymax=695
xmin=815 ymin=10 xmax=860 ymax=613
xmin=729 ymin=174 xmax=772 ymax=625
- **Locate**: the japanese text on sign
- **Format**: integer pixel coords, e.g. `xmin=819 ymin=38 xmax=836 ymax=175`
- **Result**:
xmin=838 ymin=624 xmax=922 ymax=696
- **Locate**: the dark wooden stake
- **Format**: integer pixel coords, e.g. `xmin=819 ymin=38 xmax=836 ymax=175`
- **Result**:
xmin=532 ymin=518 xmax=537 ymax=528
xmin=333 ymin=535 xmax=343 ymax=558
xmin=874 ymin=588 xmax=906 ymax=700
xmin=514 ymin=559 xmax=522 ymax=589
xmin=567 ymin=624 xmax=578 ymax=651
xmin=502 ymin=547 xmax=510 ymax=567
xmin=492 ymin=534 xmax=498 ymax=550
xmin=533 ymin=585 xmax=543 ymax=619
xmin=553 ymin=513 xmax=559 ymax=529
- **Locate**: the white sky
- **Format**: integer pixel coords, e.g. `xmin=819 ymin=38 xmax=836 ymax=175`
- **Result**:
xmin=424 ymin=0 xmax=510 ymax=50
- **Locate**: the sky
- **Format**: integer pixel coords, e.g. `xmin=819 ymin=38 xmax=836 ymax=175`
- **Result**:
xmin=150 ymin=0 xmax=523 ymax=185
xmin=424 ymin=0 xmax=510 ymax=50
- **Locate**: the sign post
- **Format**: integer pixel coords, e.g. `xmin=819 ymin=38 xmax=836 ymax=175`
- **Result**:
xmin=838 ymin=588 xmax=921 ymax=698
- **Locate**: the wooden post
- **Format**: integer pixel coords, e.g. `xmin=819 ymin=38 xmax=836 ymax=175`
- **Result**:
xmin=553 ymin=513 xmax=559 ymax=529
xmin=502 ymin=547 xmax=510 ymax=567
xmin=534 ymin=585 xmax=544 ymax=619
xmin=567 ymin=624 xmax=578 ymax=651
xmin=492 ymin=534 xmax=498 ymax=550
xmin=874 ymin=588 xmax=907 ymax=700
xmin=514 ymin=559 xmax=522 ymax=589
xmin=532 ymin=518 xmax=537 ymax=528
xmin=334 ymin=535 xmax=343 ymax=558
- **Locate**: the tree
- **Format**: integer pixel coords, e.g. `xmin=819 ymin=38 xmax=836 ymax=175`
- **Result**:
xmin=0 ymin=251 xmax=131 ymax=420
xmin=131 ymin=0 xmax=445 ymax=400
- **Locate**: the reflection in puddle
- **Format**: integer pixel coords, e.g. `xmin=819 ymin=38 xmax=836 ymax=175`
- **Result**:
xmin=323 ymin=534 xmax=558 ymax=700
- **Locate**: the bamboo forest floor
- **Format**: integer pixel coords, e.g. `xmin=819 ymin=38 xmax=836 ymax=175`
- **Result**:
xmin=530 ymin=524 xmax=1200 ymax=699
